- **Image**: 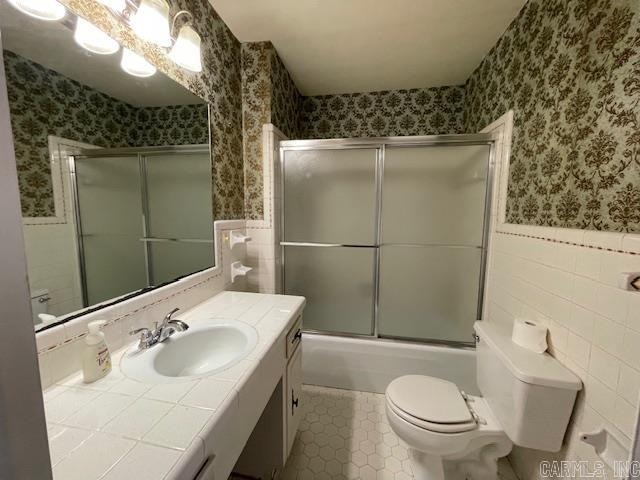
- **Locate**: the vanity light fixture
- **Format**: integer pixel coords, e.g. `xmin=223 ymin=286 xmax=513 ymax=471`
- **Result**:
xmin=130 ymin=0 xmax=172 ymax=47
xmin=169 ymin=23 xmax=202 ymax=73
xmin=7 ymin=0 xmax=65 ymax=21
xmin=74 ymin=17 xmax=120 ymax=55
xmin=121 ymin=48 xmax=156 ymax=77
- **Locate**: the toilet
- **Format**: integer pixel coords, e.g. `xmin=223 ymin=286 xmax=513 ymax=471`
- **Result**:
xmin=385 ymin=321 xmax=582 ymax=480
xmin=30 ymin=289 xmax=51 ymax=325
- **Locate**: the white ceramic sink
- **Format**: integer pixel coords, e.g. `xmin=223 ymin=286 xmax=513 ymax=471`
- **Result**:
xmin=121 ymin=319 xmax=258 ymax=383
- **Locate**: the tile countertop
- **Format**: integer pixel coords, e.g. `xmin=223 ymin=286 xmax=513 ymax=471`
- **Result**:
xmin=42 ymin=291 xmax=305 ymax=480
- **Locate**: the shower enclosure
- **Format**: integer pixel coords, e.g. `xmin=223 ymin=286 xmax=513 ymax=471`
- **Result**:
xmin=280 ymin=134 xmax=494 ymax=347
xmin=70 ymin=145 xmax=213 ymax=307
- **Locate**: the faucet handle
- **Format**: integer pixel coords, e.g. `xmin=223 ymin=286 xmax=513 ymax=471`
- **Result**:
xmin=130 ymin=327 xmax=154 ymax=349
xmin=165 ymin=308 xmax=180 ymax=320
xmin=130 ymin=327 xmax=151 ymax=336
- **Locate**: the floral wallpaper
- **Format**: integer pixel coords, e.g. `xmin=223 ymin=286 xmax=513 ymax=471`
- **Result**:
xmin=465 ymin=0 xmax=640 ymax=232
xmin=54 ymin=0 xmax=244 ymax=220
xmin=241 ymin=42 xmax=271 ymax=220
xmin=241 ymin=41 xmax=301 ymax=219
xmin=11 ymin=0 xmax=637 ymax=231
xmin=271 ymin=52 xmax=302 ymax=140
xmin=133 ymin=103 xmax=209 ymax=147
xmin=5 ymin=51 xmax=209 ymax=216
xmin=300 ymin=86 xmax=466 ymax=139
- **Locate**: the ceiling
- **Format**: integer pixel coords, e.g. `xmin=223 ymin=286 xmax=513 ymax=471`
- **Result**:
xmin=0 ymin=3 xmax=203 ymax=107
xmin=211 ymin=0 xmax=526 ymax=96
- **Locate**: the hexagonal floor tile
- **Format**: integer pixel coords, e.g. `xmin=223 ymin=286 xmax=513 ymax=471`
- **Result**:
xmin=281 ymin=385 xmax=520 ymax=480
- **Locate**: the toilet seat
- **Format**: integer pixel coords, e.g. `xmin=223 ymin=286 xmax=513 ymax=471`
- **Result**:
xmin=386 ymin=375 xmax=477 ymax=434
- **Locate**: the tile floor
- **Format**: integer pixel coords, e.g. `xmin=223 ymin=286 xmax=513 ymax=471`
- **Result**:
xmin=281 ymin=385 xmax=519 ymax=480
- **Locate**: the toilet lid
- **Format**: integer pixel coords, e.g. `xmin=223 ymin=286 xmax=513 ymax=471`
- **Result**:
xmin=386 ymin=375 xmax=474 ymax=425
xmin=387 ymin=397 xmax=477 ymax=433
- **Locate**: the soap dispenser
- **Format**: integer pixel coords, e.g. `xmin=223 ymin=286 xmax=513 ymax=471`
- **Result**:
xmin=82 ymin=320 xmax=112 ymax=383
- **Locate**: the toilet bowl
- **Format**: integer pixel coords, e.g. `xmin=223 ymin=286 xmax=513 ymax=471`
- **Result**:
xmin=385 ymin=375 xmax=511 ymax=480
xmin=384 ymin=321 xmax=582 ymax=480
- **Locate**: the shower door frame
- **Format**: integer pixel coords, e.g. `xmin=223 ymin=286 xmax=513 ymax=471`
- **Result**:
xmin=279 ymin=133 xmax=496 ymax=348
xmin=69 ymin=144 xmax=212 ymax=307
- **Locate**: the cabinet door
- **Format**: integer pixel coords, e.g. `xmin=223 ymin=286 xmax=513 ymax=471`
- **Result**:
xmin=286 ymin=345 xmax=303 ymax=458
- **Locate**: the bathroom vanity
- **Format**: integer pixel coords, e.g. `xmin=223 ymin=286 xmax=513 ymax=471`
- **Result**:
xmin=42 ymin=291 xmax=305 ymax=480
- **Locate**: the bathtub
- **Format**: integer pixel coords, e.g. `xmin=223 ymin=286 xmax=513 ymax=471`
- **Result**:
xmin=301 ymin=333 xmax=479 ymax=395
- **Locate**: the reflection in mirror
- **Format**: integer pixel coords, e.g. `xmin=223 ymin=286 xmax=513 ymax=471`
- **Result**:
xmin=0 ymin=2 xmax=214 ymax=331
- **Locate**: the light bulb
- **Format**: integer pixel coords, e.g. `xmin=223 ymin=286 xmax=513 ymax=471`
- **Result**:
xmin=74 ymin=18 xmax=120 ymax=55
xmin=121 ymin=49 xmax=156 ymax=77
xmin=96 ymin=0 xmax=126 ymax=12
xmin=169 ymin=25 xmax=202 ymax=73
xmin=130 ymin=0 xmax=171 ymax=47
xmin=7 ymin=0 xmax=65 ymax=21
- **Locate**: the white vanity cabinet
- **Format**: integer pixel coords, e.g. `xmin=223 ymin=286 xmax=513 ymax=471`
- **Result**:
xmin=284 ymin=315 xmax=303 ymax=460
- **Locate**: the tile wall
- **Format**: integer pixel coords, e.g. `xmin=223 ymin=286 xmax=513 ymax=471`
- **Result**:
xmin=23 ymin=223 xmax=83 ymax=318
xmin=481 ymin=113 xmax=640 ymax=479
xmin=485 ymin=225 xmax=640 ymax=480
xmin=245 ymin=124 xmax=286 ymax=295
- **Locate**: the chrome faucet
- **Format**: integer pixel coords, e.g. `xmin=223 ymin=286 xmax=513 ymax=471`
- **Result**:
xmin=130 ymin=307 xmax=189 ymax=349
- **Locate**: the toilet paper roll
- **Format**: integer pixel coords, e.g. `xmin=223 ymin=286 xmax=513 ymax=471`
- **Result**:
xmin=512 ymin=318 xmax=548 ymax=353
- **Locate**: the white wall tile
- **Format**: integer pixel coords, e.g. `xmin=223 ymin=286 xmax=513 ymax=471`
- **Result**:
xmin=613 ymin=397 xmax=637 ymax=439
xmin=567 ymin=304 xmax=596 ymax=341
xmin=622 ymin=234 xmax=640 ymax=254
xmin=621 ymin=328 xmax=640 ymax=371
xmin=575 ymin=248 xmax=602 ymax=280
xmin=586 ymin=375 xmax=617 ymax=423
xmin=588 ymin=347 xmax=620 ymax=390
xmin=567 ymin=333 xmax=591 ymax=370
xmin=617 ymin=364 xmax=640 ymax=407
xmin=594 ymin=285 xmax=630 ymax=324
xmin=592 ymin=315 xmax=625 ymax=357
xmin=486 ymin=230 xmax=639 ymax=480
xmin=625 ymin=294 xmax=640 ymax=333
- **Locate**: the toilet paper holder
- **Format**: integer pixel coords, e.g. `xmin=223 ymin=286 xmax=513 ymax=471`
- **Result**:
xmin=580 ymin=428 xmax=628 ymax=470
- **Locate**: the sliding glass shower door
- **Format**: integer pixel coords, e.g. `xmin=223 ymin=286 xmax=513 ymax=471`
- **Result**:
xmin=378 ymin=145 xmax=490 ymax=343
xmin=73 ymin=146 xmax=212 ymax=306
xmin=281 ymin=135 xmax=493 ymax=346
xmin=282 ymin=148 xmax=378 ymax=335
xmin=144 ymin=150 xmax=213 ymax=285
xmin=74 ymin=155 xmax=146 ymax=306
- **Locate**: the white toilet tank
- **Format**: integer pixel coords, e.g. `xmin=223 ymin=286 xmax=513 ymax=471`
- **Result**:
xmin=474 ymin=321 xmax=581 ymax=452
xmin=31 ymin=289 xmax=50 ymax=325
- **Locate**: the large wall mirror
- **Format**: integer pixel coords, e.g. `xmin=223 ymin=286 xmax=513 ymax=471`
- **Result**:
xmin=0 ymin=2 xmax=215 ymax=332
